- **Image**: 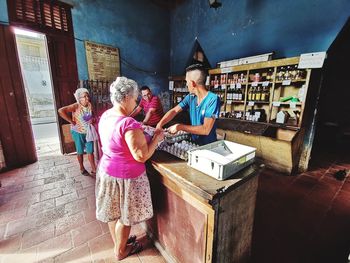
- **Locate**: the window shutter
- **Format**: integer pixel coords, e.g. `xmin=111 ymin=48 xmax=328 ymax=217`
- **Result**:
xmin=7 ymin=0 xmax=73 ymax=35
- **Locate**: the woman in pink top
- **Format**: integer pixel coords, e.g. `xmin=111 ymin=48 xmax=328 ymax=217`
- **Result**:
xmin=96 ymin=77 xmax=164 ymax=260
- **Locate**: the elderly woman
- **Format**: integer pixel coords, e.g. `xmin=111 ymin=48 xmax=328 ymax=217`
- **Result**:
xmin=96 ymin=77 xmax=164 ymax=260
xmin=58 ymin=88 xmax=97 ymax=175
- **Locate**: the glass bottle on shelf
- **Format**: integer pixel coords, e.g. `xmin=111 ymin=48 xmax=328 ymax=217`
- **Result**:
xmin=251 ymin=87 xmax=256 ymax=101
xmin=266 ymin=68 xmax=274 ymax=81
xmin=248 ymin=87 xmax=252 ymax=101
xmin=233 ymin=74 xmax=238 ymax=84
xmin=261 ymin=86 xmax=266 ymax=101
xmin=240 ymin=73 xmax=245 ymax=83
xmin=290 ymin=65 xmax=298 ymax=80
xmin=265 ymin=87 xmax=270 ymax=102
xmin=278 ymin=67 xmax=285 ymax=81
xmin=253 ymin=73 xmax=261 ymax=82
xmin=238 ymin=86 xmax=243 ymax=101
xmin=214 ymin=75 xmax=219 ymax=90
xmin=284 ymin=66 xmax=291 ymax=80
xmin=256 ymin=86 xmax=261 ymax=101
xmin=233 ymin=87 xmax=237 ymax=101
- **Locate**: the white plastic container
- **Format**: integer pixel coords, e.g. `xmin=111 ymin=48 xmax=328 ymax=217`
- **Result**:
xmin=187 ymin=140 xmax=256 ymax=180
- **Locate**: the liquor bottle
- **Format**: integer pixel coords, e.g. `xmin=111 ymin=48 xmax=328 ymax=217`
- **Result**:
xmin=267 ymin=68 xmax=274 ymax=81
xmin=248 ymin=87 xmax=252 ymax=101
xmin=238 ymin=86 xmax=242 ymax=101
xmin=214 ymin=76 xmax=219 ymax=90
xmin=278 ymin=67 xmax=285 ymax=81
xmin=231 ymin=85 xmax=236 ymax=100
xmin=240 ymin=73 xmax=245 ymax=83
xmin=265 ymin=87 xmax=270 ymax=102
xmin=290 ymin=65 xmax=298 ymax=80
xmin=284 ymin=66 xmax=291 ymax=80
xmin=261 ymin=87 xmax=266 ymax=101
xmin=256 ymin=86 xmax=261 ymax=101
xmin=251 ymin=87 xmax=256 ymax=101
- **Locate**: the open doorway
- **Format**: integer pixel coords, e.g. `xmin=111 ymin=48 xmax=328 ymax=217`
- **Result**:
xmin=14 ymin=28 xmax=61 ymax=156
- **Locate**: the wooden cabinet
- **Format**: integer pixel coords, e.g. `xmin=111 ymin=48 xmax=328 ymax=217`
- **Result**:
xmin=145 ymin=152 xmax=261 ymax=263
xmin=169 ymin=76 xmax=188 ymax=107
xmin=209 ymin=57 xmax=322 ymax=174
xmin=209 ymin=57 xmax=311 ymax=128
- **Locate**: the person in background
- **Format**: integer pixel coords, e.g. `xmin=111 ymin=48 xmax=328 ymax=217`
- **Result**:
xmin=156 ymin=64 xmax=220 ymax=145
xmin=96 ymin=77 xmax=164 ymax=260
xmin=130 ymin=86 xmax=164 ymax=127
xmin=58 ymin=88 xmax=97 ymax=175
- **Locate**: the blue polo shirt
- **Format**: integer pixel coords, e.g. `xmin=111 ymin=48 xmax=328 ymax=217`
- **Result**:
xmin=179 ymin=92 xmax=220 ymax=145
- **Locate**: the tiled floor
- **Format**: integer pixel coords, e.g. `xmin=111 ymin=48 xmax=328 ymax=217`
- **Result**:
xmin=0 ymin=138 xmax=349 ymax=263
xmin=0 ymin=138 xmax=165 ymax=263
xmin=252 ymin=145 xmax=350 ymax=263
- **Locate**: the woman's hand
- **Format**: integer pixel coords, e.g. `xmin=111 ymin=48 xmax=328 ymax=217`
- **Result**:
xmin=153 ymin=128 xmax=164 ymax=142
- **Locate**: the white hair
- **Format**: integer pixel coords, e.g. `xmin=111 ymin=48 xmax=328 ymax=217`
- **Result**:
xmin=109 ymin=76 xmax=138 ymax=104
xmin=74 ymin=88 xmax=89 ymax=102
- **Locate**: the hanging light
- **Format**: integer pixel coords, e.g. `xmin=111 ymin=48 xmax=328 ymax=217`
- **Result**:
xmin=209 ymin=0 xmax=222 ymax=9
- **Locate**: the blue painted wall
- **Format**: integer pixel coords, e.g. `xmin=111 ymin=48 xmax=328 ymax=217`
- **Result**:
xmin=0 ymin=0 xmax=9 ymax=24
xmin=0 ymin=0 xmax=170 ymax=96
xmin=1 ymin=0 xmax=349 ymax=91
xmin=170 ymin=0 xmax=350 ymax=75
xmin=70 ymin=0 xmax=170 ymax=95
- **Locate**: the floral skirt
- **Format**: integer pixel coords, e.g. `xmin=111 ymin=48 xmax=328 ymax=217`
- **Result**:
xmin=95 ymin=168 xmax=153 ymax=226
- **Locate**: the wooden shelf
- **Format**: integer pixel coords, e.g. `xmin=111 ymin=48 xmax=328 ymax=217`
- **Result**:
xmin=247 ymin=81 xmax=273 ymax=85
xmin=272 ymin=101 xmax=302 ymax=106
xmin=270 ymin=119 xmax=299 ymax=128
xmin=211 ymin=90 xmax=225 ymax=93
xmin=227 ymin=100 xmax=245 ymax=103
xmin=246 ymin=101 xmax=270 ymax=104
xmin=208 ymin=56 xmax=313 ymax=129
xmin=274 ymin=79 xmax=307 ymax=84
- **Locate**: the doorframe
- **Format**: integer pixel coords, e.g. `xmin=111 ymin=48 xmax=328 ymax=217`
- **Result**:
xmin=7 ymin=0 xmax=78 ymax=155
xmin=13 ymin=28 xmax=63 ymax=153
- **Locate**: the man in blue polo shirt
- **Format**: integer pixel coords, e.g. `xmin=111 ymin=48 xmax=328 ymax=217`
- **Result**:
xmin=156 ymin=64 xmax=220 ymax=145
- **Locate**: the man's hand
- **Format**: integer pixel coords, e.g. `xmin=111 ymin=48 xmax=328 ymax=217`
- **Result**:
xmin=156 ymin=123 xmax=162 ymax=130
xmin=167 ymin=124 xmax=181 ymax=134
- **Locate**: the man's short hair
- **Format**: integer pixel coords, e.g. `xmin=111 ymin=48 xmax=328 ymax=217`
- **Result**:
xmin=186 ymin=64 xmax=207 ymax=86
xmin=141 ymin=85 xmax=151 ymax=91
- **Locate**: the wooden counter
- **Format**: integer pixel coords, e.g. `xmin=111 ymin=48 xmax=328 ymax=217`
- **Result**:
xmin=145 ymin=151 xmax=262 ymax=263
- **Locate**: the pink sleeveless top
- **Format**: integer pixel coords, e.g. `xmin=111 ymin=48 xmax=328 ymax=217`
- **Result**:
xmin=98 ymin=109 xmax=145 ymax=178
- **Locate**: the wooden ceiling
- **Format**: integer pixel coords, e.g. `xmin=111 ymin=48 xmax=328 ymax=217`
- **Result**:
xmin=149 ymin=0 xmax=186 ymax=10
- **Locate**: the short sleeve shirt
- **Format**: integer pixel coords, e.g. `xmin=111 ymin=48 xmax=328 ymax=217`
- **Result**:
xmin=139 ymin=96 xmax=164 ymax=126
xmin=178 ymin=91 xmax=220 ymax=145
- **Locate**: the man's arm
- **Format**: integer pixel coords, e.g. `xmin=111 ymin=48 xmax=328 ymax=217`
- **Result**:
xmin=142 ymin=108 xmax=155 ymax=124
xmin=167 ymin=117 xmax=215 ymax=135
xmin=156 ymin=105 xmax=182 ymax=129
xmin=130 ymin=105 xmax=142 ymax=118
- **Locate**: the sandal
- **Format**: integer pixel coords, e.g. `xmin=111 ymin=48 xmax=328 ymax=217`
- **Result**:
xmin=81 ymin=169 xmax=89 ymax=176
xmin=116 ymin=240 xmax=142 ymax=260
xmin=127 ymin=235 xmax=136 ymax=244
xmin=127 ymin=241 xmax=143 ymax=256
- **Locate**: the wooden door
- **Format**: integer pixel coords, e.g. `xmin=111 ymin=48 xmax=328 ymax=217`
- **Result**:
xmin=0 ymin=25 xmax=37 ymax=168
xmin=47 ymin=34 xmax=78 ymax=154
